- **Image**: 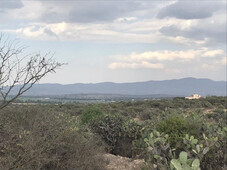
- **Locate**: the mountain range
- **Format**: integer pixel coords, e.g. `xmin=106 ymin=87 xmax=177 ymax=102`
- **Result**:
xmin=14 ymin=77 xmax=226 ymax=97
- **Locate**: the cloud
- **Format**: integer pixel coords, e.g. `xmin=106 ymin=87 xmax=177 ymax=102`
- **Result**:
xmin=113 ymin=49 xmax=224 ymax=62
xmin=220 ymin=57 xmax=226 ymax=65
xmin=109 ymin=48 xmax=226 ymax=70
xmin=2 ymin=16 xmax=203 ymax=44
xmin=43 ymin=28 xmax=58 ymax=39
xmin=15 ymin=25 xmax=44 ymax=38
xmin=165 ymin=68 xmax=181 ymax=74
xmin=0 ymin=1 xmax=168 ymax=24
xmin=35 ymin=1 xmax=146 ymax=23
xmin=109 ymin=62 xmax=164 ymax=69
xmin=5 ymin=22 xmax=160 ymax=43
xmin=1 ymin=0 xmax=226 ymax=47
xmin=203 ymin=49 xmax=224 ymax=57
xmin=1 ymin=0 xmax=161 ymax=24
xmin=116 ymin=17 xmax=138 ymax=22
xmin=202 ymin=64 xmax=217 ymax=71
xmin=159 ymin=13 xmax=226 ymax=45
xmin=69 ymin=1 xmax=141 ymax=23
xmin=121 ymin=50 xmax=196 ymax=62
xmin=158 ymin=1 xmax=224 ymax=19
xmin=0 ymin=1 xmax=23 ymax=10
xmin=1 ymin=1 xmax=46 ymax=21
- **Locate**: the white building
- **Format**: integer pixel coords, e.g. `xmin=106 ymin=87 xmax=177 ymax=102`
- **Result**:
xmin=185 ymin=94 xmax=201 ymax=100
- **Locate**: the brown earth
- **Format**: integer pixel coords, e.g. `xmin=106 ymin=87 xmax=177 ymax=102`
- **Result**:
xmin=103 ymin=153 xmax=146 ymax=170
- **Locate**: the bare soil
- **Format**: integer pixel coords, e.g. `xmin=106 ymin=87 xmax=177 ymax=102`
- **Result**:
xmin=103 ymin=153 xmax=145 ymax=170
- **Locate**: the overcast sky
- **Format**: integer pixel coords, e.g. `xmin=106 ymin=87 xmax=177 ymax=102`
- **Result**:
xmin=0 ymin=0 xmax=226 ymax=84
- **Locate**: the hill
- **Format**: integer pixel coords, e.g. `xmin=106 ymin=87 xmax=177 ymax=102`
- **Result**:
xmin=12 ymin=77 xmax=226 ymax=96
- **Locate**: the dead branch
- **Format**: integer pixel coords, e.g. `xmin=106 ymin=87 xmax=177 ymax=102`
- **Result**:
xmin=0 ymin=34 xmax=63 ymax=109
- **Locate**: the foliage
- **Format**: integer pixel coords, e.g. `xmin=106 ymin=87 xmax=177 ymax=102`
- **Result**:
xmin=132 ymin=115 xmax=226 ymax=170
xmin=80 ymin=106 xmax=104 ymax=124
xmin=170 ymin=151 xmax=200 ymax=170
xmin=206 ymin=108 xmax=227 ymax=121
xmin=0 ymin=106 xmax=105 ymax=170
xmin=90 ymin=113 xmax=142 ymax=157
xmin=200 ymin=126 xmax=227 ymax=169
xmin=91 ymin=114 xmax=125 ymax=147
xmin=156 ymin=114 xmax=195 ymax=148
xmin=142 ymin=130 xmax=172 ymax=169
xmin=0 ymin=96 xmax=226 ymax=169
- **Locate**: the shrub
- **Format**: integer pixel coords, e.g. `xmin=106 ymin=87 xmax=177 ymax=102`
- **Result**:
xmin=156 ymin=114 xmax=200 ymax=148
xmin=207 ymin=108 xmax=227 ymax=121
xmin=80 ymin=106 xmax=104 ymax=124
xmin=91 ymin=114 xmax=125 ymax=147
xmin=142 ymin=130 xmax=172 ymax=169
xmin=91 ymin=114 xmax=142 ymax=157
xmin=0 ymin=106 xmax=105 ymax=170
xmin=200 ymin=126 xmax=227 ymax=169
xmin=185 ymin=113 xmax=204 ymax=137
xmin=139 ymin=108 xmax=161 ymax=121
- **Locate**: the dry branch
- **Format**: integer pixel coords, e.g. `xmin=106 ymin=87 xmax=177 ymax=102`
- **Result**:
xmin=0 ymin=34 xmax=63 ymax=109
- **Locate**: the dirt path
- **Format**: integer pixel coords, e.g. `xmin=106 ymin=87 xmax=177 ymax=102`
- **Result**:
xmin=103 ymin=153 xmax=146 ymax=170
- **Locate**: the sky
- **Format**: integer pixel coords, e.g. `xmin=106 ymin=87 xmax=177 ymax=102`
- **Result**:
xmin=0 ymin=0 xmax=226 ymax=84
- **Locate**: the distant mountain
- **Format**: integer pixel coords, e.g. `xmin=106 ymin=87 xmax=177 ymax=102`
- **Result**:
xmin=12 ymin=77 xmax=226 ymax=97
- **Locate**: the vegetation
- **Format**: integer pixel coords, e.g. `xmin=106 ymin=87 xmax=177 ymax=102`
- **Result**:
xmin=0 ymin=105 xmax=106 ymax=170
xmin=0 ymin=96 xmax=226 ymax=169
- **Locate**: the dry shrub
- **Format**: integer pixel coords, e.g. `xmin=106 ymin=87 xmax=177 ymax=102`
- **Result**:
xmin=0 ymin=105 xmax=105 ymax=170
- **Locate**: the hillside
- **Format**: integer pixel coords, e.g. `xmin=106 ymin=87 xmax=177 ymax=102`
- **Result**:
xmin=11 ymin=77 xmax=226 ymax=96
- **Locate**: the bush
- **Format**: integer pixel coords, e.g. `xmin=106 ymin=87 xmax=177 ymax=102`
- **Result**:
xmin=156 ymin=114 xmax=201 ymax=148
xmin=207 ymin=108 xmax=227 ymax=121
xmin=80 ymin=106 xmax=104 ymax=124
xmin=0 ymin=106 xmax=105 ymax=170
xmin=201 ymin=136 xmax=226 ymax=169
xmin=91 ymin=114 xmax=142 ymax=157
xmin=185 ymin=112 xmax=204 ymax=137
xmin=139 ymin=108 xmax=161 ymax=121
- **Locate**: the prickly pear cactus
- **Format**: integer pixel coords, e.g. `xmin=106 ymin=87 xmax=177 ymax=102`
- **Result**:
xmin=170 ymin=151 xmax=200 ymax=170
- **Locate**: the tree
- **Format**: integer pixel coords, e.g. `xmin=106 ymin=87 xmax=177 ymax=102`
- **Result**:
xmin=0 ymin=34 xmax=63 ymax=109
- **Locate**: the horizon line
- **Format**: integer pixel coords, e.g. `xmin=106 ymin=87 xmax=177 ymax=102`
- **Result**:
xmin=37 ymin=77 xmax=227 ymax=85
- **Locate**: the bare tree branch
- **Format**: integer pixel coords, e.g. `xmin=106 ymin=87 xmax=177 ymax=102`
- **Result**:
xmin=0 ymin=34 xmax=63 ymax=109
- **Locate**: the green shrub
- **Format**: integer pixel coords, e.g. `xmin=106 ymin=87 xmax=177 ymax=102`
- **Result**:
xmin=200 ymin=126 xmax=227 ymax=169
xmin=139 ymin=108 xmax=162 ymax=120
xmin=207 ymin=108 xmax=227 ymax=121
xmin=91 ymin=114 xmax=125 ymax=147
xmin=80 ymin=106 xmax=104 ymax=124
xmin=91 ymin=113 xmax=142 ymax=157
xmin=156 ymin=114 xmax=193 ymax=148
xmin=185 ymin=113 xmax=204 ymax=137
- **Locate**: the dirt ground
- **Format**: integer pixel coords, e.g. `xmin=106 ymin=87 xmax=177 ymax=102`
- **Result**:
xmin=103 ymin=153 xmax=146 ymax=170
